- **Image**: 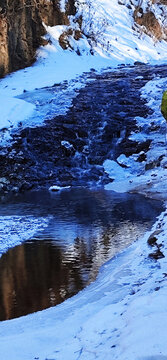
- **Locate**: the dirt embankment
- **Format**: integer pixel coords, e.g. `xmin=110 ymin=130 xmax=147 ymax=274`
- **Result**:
xmin=133 ymin=0 xmax=167 ymax=40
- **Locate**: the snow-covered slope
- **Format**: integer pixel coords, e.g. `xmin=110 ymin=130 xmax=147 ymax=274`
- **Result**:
xmin=0 ymin=0 xmax=167 ymax=138
xmin=73 ymin=0 xmax=167 ymax=58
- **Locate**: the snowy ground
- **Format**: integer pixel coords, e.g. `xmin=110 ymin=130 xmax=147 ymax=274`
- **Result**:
xmin=1 ymin=0 xmax=167 ymax=358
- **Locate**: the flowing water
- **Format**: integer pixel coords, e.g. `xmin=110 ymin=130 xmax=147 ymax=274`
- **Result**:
xmin=1 ymin=64 xmax=167 ymax=321
xmin=0 ymin=188 xmax=163 ymax=320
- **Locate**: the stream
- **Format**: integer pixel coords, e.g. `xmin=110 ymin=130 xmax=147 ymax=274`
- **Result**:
xmin=0 ymin=188 xmax=163 ymax=320
xmin=0 ymin=64 xmax=166 ymax=321
xmin=1 ymin=63 xmax=167 ymax=192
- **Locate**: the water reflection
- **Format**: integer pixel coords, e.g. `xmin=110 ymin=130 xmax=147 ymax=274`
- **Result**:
xmin=0 ymin=239 xmax=88 ymax=320
xmin=0 ymin=188 xmax=163 ymax=320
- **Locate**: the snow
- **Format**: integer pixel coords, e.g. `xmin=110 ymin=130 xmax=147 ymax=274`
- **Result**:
xmin=1 ymin=0 xmax=167 ymax=358
xmin=0 ymin=215 xmax=50 ymax=256
xmin=49 ymin=184 xmax=71 ymax=191
xmin=0 ymin=96 xmax=35 ymax=145
xmin=0 ymin=96 xmax=35 ymax=130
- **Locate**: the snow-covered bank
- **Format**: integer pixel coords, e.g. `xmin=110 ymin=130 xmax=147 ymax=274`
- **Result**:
xmin=0 ymin=96 xmax=35 ymax=145
xmin=0 ymin=97 xmax=35 ymax=130
xmin=0 ymin=208 xmax=167 ymax=360
xmin=0 ymin=215 xmax=51 ymax=256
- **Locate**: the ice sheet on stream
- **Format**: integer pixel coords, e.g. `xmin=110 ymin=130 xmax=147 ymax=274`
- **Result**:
xmin=0 ymin=215 xmax=51 ymax=255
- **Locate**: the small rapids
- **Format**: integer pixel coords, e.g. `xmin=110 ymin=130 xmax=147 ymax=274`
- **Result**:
xmin=1 ymin=63 xmax=167 ymax=193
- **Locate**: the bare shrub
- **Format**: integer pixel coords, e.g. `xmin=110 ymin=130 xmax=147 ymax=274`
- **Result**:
xmin=75 ymin=0 xmax=110 ymax=53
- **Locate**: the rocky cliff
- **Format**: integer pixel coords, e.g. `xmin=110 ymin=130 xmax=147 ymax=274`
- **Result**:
xmin=0 ymin=0 xmax=76 ymax=77
xmin=0 ymin=0 xmax=166 ymax=78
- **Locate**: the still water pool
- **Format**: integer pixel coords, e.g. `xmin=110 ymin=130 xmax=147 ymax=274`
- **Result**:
xmin=0 ymin=188 xmax=163 ymax=320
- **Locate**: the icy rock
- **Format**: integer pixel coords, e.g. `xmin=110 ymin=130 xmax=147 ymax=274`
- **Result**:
xmin=8 ymin=149 xmax=16 ymax=158
xmin=147 ymin=229 xmax=162 ymax=247
xmin=11 ymin=186 xmax=19 ymax=193
xmin=160 ymin=157 xmax=167 ymax=169
xmin=145 ymin=159 xmax=161 ymax=170
xmin=61 ymin=140 xmax=73 ymax=150
xmin=118 ymin=0 xmax=126 ymax=4
xmin=117 ymin=154 xmax=130 ymax=168
xmin=0 ymin=177 xmax=10 ymax=185
xmin=49 ymin=185 xmax=71 ymax=192
xmin=135 ymin=76 xmax=144 ymax=80
xmin=0 ymin=149 xmax=8 ymax=156
xmin=103 ymin=159 xmax=126 ymax=179
xmin=137 ymin=151 xmax=147 ymax=162
xmin=61 ymin=140 xmax=75 ymax=156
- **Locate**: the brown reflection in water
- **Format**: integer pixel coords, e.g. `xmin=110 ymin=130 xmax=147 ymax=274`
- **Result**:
xmin=0 ymin=239 xmax=93 ymax=321
xmin=0 ymin=190 xmax=163 ymax=321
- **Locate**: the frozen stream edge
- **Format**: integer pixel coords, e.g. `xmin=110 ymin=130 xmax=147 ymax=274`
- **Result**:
xmin=0 ymin=208 xmax=167 ymax=360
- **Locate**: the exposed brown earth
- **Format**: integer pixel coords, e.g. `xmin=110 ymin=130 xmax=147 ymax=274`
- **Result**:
xmin=133 ymin=1 xmax=167 ymax=40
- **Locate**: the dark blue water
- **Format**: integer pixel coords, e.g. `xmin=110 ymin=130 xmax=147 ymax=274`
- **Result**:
xmin=0 ymin=188 xmax=163 ymax=320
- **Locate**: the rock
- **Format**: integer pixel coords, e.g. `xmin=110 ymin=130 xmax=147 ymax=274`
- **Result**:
xmin=137 ymin=151 xmax=147 ymax=162
xmin=147 ymin=229 xmax=162 ymax=244
xmin=61 ymin=140 xmax=75 ymax=156
xmin=0 ymin=149 xmax=8 ymax=156
xmin=161 ymin=90 xmax=167 ymax=121
xmin=20 ymin=181 xmax=33 ymax=191
xmin=160 ymin=157 xmax=167 ymax=168
xmin=11 ymin=186 xmax=19 ymax=193
xmin=117 ymin=154 xmax=130 ymax=168
xmin=0 ymin=0 xmax=76 ymax=77
xmin=0 ymin=177 xmax=10 ymax=185
xmin=149 ymin=249 xmax=165 ymax=260
xmin=61 ymin=140 xmax=73 ymax=150
xmin=134 ymin=10 xmax=163 ymax=41
xmin=0 ymin=184 xmax=4 ymax=191
xmin=145 ymin=158 xmax=161 ymax=170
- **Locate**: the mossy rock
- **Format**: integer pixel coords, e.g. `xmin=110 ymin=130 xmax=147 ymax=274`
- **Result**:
xmin=161 ymin=90 xmax=167 ymax=120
